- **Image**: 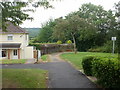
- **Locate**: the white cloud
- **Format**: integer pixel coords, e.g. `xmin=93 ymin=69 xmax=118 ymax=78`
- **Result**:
xmin=20 ymin=0 xmax=120 ymax=28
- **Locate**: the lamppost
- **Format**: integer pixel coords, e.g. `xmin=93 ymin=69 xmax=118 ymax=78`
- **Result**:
xmin=111 ymin=37 xmax=116 ymax=54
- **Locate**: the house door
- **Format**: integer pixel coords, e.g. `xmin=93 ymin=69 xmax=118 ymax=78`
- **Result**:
xmin=13 ymin=49 xmax=18 ymax=59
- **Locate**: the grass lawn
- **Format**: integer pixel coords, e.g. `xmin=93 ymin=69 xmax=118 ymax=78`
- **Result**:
xmin=0 ymin=59 xmax=27 ymax=64
xmin=41 ymin=55 xmax=50 ymax=62
xmin=60 ymin=52 xmax=117 ymax=70
xmin=2 ymin=69 xmax=48 ymax=88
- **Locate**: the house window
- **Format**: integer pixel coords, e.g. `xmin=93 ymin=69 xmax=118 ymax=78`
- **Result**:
xmin=8 ymin=34 xmax=13 ymax=40
xmin=13 ymin=50 xmax=17 ymax=55
xmin=2 ymin=50 xmax=6 ymax=57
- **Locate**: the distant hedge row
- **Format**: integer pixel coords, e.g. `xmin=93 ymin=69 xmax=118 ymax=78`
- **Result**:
xmin=82 ymin=56 xmax=120 ymax=88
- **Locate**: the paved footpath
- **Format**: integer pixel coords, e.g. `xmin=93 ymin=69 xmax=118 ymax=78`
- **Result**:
xmin=25 ymin=59 xmax=35 ymax=64
xmin=2 ymin=53 xmax=98 ymax=88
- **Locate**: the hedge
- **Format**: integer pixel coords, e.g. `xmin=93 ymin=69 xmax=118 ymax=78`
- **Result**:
xmin=82 ymin=56 xmax=96 ymax=76
xmin=92 ymin=58 xmax=120 ymax=88
xmin=82 ymin=56 xmax=120 ymax=88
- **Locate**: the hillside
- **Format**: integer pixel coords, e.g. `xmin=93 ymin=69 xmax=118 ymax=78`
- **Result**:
xmin=23 ymin=28 xmax=40 ymax=38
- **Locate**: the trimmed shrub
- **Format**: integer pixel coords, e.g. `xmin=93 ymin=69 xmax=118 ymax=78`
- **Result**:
xmin=56 ymin=40 xmax=62 ymax=44
xmin=92 ymin=58 xmax=120 ymax=88
xmin=82 ymin=56 xmax=96 ymax=76
xmin=66 ymin=40 xmax=72 ymax=44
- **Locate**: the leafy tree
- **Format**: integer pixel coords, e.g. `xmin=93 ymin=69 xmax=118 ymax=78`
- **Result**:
xmin=36 ymin=3 xmax=118 ymax=52
xmin=0 ymin=5 xmax=2 ymax=29
xmin=1 ymin=2 xmax=29 ymax=30
xmin=115 ymin=1 xmax=120 ymax=59
xmin=52 ymin=18 xmax=69 ymax=41
xmin=52 ymin=15 xmax=97 ymax=53
xmin=115 ymin=1 xmax=120 ymax=19
xmin=0 ymin=1 xmax=52 ymax=30
xmin=37 ymin=19 xmax=56 ymax=42
xmin=71 ymin=3 xmax=117 ymax=46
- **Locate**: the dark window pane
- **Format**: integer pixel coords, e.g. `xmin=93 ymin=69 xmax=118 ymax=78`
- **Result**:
xmin=13 ymin=50 xmax=17 ymax=55
xmin=2 ymin=50 xmax=6 ymax=57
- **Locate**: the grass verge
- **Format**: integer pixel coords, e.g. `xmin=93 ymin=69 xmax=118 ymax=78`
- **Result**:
xmin=60 ymin=52 xmax=117 ymax=70
xmin=0 ymin=59 xmax=27 ymax=64
xmin=2 ymin=69 xmax=48 ymax=88
xmin=41 ymin=55 xmax=50 ymax=62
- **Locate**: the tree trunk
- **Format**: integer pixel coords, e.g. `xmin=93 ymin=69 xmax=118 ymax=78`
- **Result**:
xmin=71 ymin=33 xmax=77 ymax=54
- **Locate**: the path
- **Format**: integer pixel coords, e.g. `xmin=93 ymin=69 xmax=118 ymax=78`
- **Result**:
xmin=25 ymin=59 xmax=35 ymax=64
xmin=2 ymin=53 xmax=97 ymax=88
xmin=47 ymin=53 xmax=97 ymax=88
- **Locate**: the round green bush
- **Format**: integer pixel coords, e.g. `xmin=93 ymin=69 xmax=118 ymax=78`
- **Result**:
xmin=82 ymin=55 xmax=96 ymax=76
xmin=66 ymin=40 xmax=72 ymax=44
xmin=56 ymin=40 xmax=62 ymax=44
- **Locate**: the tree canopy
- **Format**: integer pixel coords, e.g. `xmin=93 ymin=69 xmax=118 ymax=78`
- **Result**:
xmin=36 ymin=2 xmax=120 ymax=52
xmin=52 ymin=15 xmax=97 ymax=53
xmin=0 ymin=0 xmax=52 ymax=30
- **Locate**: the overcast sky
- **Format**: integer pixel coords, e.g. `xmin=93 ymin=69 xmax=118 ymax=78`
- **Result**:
xmin=20 ymin=0 xmax=120 ymax=28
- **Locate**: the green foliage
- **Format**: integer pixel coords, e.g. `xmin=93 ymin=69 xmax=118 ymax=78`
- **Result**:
xmin=56 ymin=40 xmax=62 ymax=44
xmin=1 ymin=1 xmax=52 ymax=31
xmin=92 ymin=58 xmax=120 ymax=88
xmin=41 ymin=55 xmax=49 ymax=61
xmin=77 ymin=3 xmax=116 ymax=34
xmin=61 ymin=52 xmax=119 ymax=88
xmin=0 ymin=59 xmax=27 ymax=64
xmin=29 ymin=38 xmax=39 ymax=44
xmin=52 ymin=18 xmax=69 ymax=41
xmin=115 ymin=1 xmax=120 ymax=18
xmin=82 ymin=56 xmax=96 ymax=76
xmin=41 ymin=55 xmax=48 ymax=61
xmin=29 ymin=43 xmax=41 ymax=50
xmin=37 ymin=19 xmax=56 ymax=43
xmin=24 ymin=28 xmax=40 ymax=38
xmin=117 ymin=30 xmax=120 ymax=60
xmin=88 ymin=48 xmax=102 ymax=52
xmin=82 ymin=54 xmax=120 ymax=88
xmin=60 ymin=52 xmax=117 ymax=70
xmin=66 ymin=40 xmax=72 ymax=44
xmin=115 ymin=1 xmax=120 ymax=60
xmin=1 ymin=2 xmax=30 ymax=30
xmin=35 ymin=2 xmax=119 ymax=53
xmin=0 ymin=6 xmax=2 ymax=29
xmin=52 ymin=15 xmax=97 ymax=53
xmin=69 ymin=3 xmax=117 ymax=51
xmin=88 ymin=41 xmax=117 ymax=53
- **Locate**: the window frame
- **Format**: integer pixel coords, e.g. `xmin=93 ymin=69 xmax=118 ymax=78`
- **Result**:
xmin=8 ymin=34 xmax=13 ymax=41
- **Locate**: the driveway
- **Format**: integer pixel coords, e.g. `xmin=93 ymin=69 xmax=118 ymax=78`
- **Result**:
xmin=1 ymin=53 xmax=97 ymax=88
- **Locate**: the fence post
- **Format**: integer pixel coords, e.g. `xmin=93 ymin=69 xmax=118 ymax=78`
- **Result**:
xmin=37 ymin=50 xmax=38 ymax=62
